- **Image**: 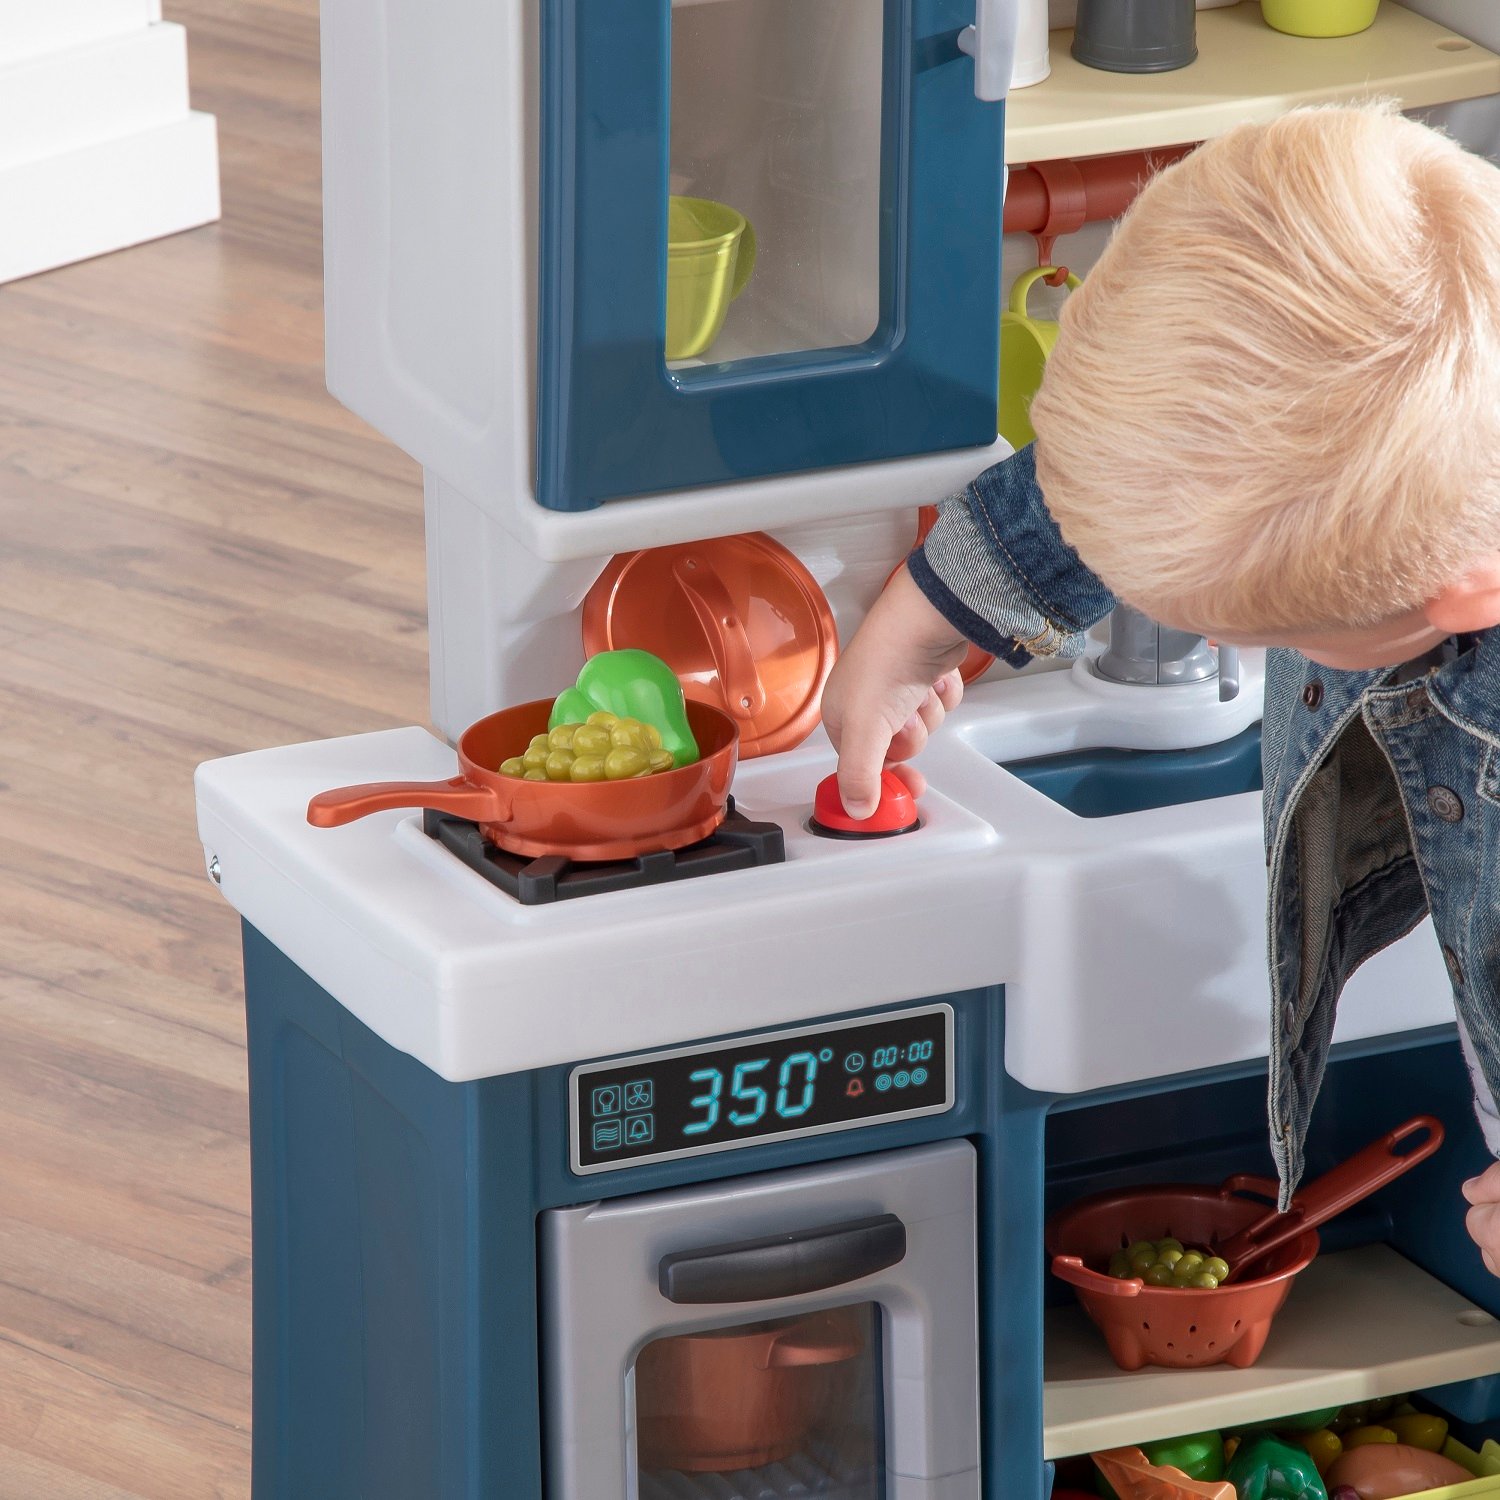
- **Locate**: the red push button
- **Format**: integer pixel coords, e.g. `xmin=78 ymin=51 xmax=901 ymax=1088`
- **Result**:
xmin=809 ymin=771 xmax=921 ymax=839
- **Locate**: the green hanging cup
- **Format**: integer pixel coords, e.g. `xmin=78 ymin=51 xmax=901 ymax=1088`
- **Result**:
xmin=998 ymin=267 xmax=1081 ymax=450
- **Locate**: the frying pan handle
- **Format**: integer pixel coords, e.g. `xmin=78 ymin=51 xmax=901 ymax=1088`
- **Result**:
xmin=1050 ymin=1254 xmax=1142 ymax=1298
xmin=1219 ymin=1116 xmax=1445 ymax=1270
xmin=672 ymin=554 xmax=767 ymax=721
xmin=307 ymin=775 xmax=504 ymax=828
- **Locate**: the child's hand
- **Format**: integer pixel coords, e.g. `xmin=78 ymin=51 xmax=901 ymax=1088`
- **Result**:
xmin=821 ymin=565 xmax=972 ymax=819
xmin=1464 ymin=1165 xmax=1500 ymax=1275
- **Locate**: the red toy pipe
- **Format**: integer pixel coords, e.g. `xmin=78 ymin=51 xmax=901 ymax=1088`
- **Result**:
xmin=1004 ymin=145 xmax=1196 ymax=265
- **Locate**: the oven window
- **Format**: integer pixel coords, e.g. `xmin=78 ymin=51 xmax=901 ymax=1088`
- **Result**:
xmin=634 ymin=1302 xmax=884 ymax=1495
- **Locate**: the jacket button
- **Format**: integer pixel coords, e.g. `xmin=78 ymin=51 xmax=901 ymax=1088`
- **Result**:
xmin=1428 ymin=786 xmax=1465 ymax=822
xmin=1302 ymin=681 xmax=1324 ymax=710
xmin=1282 ymin=1001 xmax=1297 ymax=1035
xmin=1444 ymin=946 xmax=1465 ymax=987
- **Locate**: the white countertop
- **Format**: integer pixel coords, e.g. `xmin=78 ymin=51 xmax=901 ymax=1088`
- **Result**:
xmin=197 ymin=720 xmax=1014 ymax=1082
xmin=197 ymin=653 xmax=1455 ymax=1086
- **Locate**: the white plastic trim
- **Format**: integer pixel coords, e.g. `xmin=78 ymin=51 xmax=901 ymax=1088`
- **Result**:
xmin=199 ymin=657 xmax=1454 ymax=1087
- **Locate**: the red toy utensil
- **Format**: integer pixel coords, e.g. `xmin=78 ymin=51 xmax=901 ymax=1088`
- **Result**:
xmin=1216 ymin=1115 xmax=1443 ymax=1283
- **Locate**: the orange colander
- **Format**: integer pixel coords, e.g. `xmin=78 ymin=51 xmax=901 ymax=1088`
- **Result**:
xmin=1046 ymin=1116 xmax=1442 ymax=1371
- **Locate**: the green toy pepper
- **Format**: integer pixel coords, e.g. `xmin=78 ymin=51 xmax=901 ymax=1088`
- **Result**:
xmin=550 ymin=650 xmax=699 ymax=768
xmin=1228 ymin=1434 xmax=1329 ymax=1500
xmin=1143 ymin=1432 xmax=1226 ymax=1483
xmin=1097 ymin=1433 xmax=1226 ymax=1499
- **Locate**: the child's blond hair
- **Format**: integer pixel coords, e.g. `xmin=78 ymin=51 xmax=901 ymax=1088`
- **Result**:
xmin=1030 ymin=104 xmax=1500 ymax=636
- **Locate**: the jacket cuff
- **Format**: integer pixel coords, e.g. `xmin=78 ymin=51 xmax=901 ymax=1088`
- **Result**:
xmin=907 ymin=547 xmax=1040 ymax=669
xmin=1460 ymin=1017 xmax=1500 ymax=1158
xmin=914 ymin=445 xmax=1115 ymax=666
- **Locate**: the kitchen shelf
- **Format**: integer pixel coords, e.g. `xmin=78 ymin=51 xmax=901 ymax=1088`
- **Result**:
xmin=1006 ymin=2 xmax=1500 ymax=165
xmin=1044 ymin=1245 xmax=1500 ymax=1459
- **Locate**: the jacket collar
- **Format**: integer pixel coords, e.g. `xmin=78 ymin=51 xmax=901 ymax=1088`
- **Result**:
xmin=1426 ymin=625 xmax=1500 ymax=750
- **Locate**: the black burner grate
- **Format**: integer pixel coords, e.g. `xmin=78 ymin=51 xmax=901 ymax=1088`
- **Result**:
xmin=422 ymin=798 xmax=785 ymax=906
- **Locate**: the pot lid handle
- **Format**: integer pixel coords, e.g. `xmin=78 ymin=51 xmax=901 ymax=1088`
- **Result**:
xmin=672 ymin=554 xmax=767 ymax=722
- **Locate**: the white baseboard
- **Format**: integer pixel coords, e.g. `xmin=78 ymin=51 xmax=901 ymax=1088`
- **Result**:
xmin=0 ymin=110 xmax=220 ymax=285
xmin=0 ymin=23 xmax=190 ymax=172
xmin=0 ymin=0 xmax=161 ymax=65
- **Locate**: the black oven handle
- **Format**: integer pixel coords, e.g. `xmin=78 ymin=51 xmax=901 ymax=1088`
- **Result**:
xmin=658 ymin=1214 xmax=907 ymax=1304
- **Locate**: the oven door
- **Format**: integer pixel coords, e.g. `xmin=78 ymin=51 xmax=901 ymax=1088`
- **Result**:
xmin=543 ymin=1140 xmax=979 ymax=1499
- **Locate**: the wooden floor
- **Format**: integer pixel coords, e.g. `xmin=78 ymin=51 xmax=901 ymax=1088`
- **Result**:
xmin=0 ymin=4 xmax=427 ymax=1494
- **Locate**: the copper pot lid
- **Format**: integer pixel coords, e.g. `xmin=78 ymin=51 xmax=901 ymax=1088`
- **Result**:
xmin=582 ymin=533 xmax=838 ymax=760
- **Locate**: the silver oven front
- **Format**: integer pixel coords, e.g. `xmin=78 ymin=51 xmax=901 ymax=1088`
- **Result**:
xmin=542 ymin=1140 xmax=980 ymax=1500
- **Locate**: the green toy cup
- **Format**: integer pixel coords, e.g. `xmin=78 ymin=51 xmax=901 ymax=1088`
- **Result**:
xmin=666 ymin=196 xmax=757 ymax=361
xmin=1260 ymin=0 xmax=1379 ymax=37
xmin=998 ymin=267 xmax=1081 ymax=451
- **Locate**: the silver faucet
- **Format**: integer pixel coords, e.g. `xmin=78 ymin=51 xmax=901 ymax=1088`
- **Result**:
xmin=1093 ymin=603 xmax=1240 ymax=702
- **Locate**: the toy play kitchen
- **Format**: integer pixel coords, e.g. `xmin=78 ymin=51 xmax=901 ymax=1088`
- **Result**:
xmin=194 ymin=2 xmax=1500 ymax=1497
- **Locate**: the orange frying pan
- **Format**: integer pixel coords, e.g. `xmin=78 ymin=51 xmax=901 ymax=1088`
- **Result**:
xmin=307 ymin=699 xmax=738 ymax=862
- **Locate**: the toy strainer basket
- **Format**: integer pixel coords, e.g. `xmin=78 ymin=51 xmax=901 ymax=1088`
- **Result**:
xmin=1047 ymin=1116 xmax=1443 ymax=1372
xmin=1047 ymin=1178 xmax=1318 ymax=1370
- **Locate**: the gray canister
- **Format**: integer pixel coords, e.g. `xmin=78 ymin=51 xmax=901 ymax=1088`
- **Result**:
xmin=1072 ymin=0 xmax=1197 ymax=71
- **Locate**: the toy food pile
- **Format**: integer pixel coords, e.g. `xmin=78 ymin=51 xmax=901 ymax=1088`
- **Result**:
xmin=498 ymin=649 xmax=700 ymax=782
xmin=1058 ymin=1397 xmax=1483 ymax=1500
xmin=1109 ymin=1238 xmax=1232 ymax=1290
xmin=501 ymin=716 xmax=675 ymax=783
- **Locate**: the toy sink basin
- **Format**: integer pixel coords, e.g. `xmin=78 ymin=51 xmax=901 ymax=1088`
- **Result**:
xmin=920 ymin=649 xmax=1455 ymax=1097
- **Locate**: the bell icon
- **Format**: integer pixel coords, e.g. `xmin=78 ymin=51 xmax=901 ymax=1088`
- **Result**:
xmin=846 ymin=1079 xmax=864 ymax=1099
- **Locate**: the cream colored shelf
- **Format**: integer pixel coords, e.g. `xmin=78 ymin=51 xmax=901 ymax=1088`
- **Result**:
xmin=1006 ymin=2 xmax=1500 ymax=165
xmin=1045 ymin=1245 xmax=1500 ymax=1460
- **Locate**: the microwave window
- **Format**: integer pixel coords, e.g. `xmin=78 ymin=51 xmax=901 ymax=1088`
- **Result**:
xmin=665 ymin=0 xmax=884 ymax=368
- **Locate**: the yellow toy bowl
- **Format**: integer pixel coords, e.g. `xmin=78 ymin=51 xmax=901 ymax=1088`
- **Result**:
xmin=1407 ymin=1436 xmax=1500 ymax=1500
xmin=666 ymin=196 xmax=757 ymax=361
xmin=998 ymin=267 xmax=1081 ymax=450
xmin=1260 ymin=0 xmax=1379 ymax=37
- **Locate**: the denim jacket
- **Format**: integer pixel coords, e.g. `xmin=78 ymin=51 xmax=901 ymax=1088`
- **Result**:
xmin=913 ymin=447 xmax=1500 ymax=1204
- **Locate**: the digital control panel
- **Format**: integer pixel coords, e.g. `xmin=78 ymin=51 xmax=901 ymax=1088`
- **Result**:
xmin=570 ymin=1005 xmax=954 ymax=1174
